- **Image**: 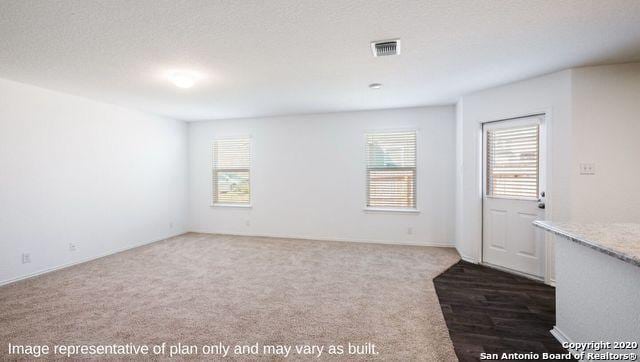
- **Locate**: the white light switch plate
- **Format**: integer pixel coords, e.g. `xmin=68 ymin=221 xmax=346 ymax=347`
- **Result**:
xmin=580 ymin=163 xmax=595 ymax=175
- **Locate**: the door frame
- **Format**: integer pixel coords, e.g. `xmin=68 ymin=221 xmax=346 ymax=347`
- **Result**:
xmin=478 ymin=110 xmax=555 ymax=285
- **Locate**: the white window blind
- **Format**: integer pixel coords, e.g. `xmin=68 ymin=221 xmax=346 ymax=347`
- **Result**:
xmin=213 ymin=138 xmax=251 ymax=205
xmin=366 ymin=131 xmax=417 ymax=209
xmin=486 ymin=124 xmax=539 ymax=199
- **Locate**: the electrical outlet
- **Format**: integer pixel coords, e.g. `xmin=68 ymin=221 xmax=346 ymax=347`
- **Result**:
xmin=245 ymin=220 xmax=251 ymax=227
xmin=580 ymin=163 xmax=595 ymax=175
xmin=169 ymin=222 xmax=174 ymax=229
xmin=407 ymin=227 xmax=413 ymax=235
xmin=21 ymin=253 xmax=31 ymax=264
xmin=69 ymin=243 xmax=77 ymax=252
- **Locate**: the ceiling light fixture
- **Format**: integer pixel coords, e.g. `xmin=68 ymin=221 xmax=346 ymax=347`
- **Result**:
xmin=167 ymin=70 xmax=201 ymax=89
xmin=369 ymin=83 xmax=383 ymax=89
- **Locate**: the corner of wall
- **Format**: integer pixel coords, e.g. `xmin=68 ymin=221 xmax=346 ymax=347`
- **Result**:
xmin=454 ymin=98 xmax=465 ymax=259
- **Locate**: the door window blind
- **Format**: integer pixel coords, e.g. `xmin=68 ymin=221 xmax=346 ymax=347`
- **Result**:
xmin=213 ymin=138 xmax=251 ymax=204
xmin=486 ymin=125 xmax=539 ymax=199
xmin=366 ymin=131 xmax=417 ymax=209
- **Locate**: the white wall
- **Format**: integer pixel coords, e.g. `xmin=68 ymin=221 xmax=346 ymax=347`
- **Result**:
xmin=455 ymin=70 xmax=573 ymax=268
xmin=570 ymin=63 xmax=640 ymax=222
xmin=189 ymin=106 xmax=456 ymax=246
xmin=554 ymin=234 xmax=640 ymax=350
xmin=0 ymin=78 xmax=188 ymax=285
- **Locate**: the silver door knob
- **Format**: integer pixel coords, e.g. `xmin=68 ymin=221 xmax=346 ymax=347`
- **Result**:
xmin=538 ymin=191 xmax=546 ymax=209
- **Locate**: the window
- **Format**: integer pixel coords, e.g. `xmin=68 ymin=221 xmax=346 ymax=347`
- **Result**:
xmin=486 ymin=124 xmax=539 ymax=199
xmin=365 ymin=131 xmax=417 ymax=209
xmin=212 ymin=138 xmax=251 ymax=205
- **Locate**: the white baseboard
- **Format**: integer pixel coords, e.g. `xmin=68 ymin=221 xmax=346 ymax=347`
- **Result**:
xmin=459 ymin=254 xmax=555 ymax=286
xmin=481 ymin=261 xmax=545 ymax=282
xmin=547 ymin=278 xmax=556 ymax=287
xmin=550 ymin=326 xmax=577 ymax=354
xmin=459 ymin=254 xmax=479 ymax=263
xmin=190 ymin=229 xmax=455 ymax=248
xmin=550 ymin=326 xmax=571 ymax=344
xmin=0 ymin=231 xmax=187 ymax=287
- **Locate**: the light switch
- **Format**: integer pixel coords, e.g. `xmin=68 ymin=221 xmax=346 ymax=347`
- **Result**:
xmin=580 ymin=163 xmax=595 ymax=175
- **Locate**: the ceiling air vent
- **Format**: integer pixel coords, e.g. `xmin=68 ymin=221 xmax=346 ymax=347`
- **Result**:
xmin=371 ymin=39 xmax=400 ymax=57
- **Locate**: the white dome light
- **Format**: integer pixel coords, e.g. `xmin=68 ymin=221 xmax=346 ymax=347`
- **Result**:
xmin=167 ymin=70 xmax=201 ymax=89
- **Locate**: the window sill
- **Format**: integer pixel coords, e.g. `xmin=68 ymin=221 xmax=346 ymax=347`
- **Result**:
xmin=363 ymin=207 xmax=420 ymax=214
xmin=210 ymin=203 xmax=252 ymax=208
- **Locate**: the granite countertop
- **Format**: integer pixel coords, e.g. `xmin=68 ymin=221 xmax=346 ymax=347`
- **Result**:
xmin=533 ymin=220 xmax=640 ymax=267
xmin=533 ymin=221 xmax=640 ymax=267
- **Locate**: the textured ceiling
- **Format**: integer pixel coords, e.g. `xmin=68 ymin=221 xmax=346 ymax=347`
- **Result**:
xmin=1 ymin=0 xmax=640 ymax=121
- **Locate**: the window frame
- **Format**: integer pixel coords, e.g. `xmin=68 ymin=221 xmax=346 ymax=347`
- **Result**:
xmin=363 ymin=129 xmax=420 ymax=213
xmin=211 ymin=136 xmax=253 ymax=208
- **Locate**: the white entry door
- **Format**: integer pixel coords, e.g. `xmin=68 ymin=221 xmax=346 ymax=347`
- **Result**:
xmin=482 ymin=116 xmax=546 ymax=278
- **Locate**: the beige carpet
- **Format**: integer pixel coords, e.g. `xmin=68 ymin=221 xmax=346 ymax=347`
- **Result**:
xmin=0 ymin=233 xmax=460 ymax=361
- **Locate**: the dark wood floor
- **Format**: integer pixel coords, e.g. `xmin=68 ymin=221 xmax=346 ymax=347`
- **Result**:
xmin=434 ymin=261 xmax=574 ymax=361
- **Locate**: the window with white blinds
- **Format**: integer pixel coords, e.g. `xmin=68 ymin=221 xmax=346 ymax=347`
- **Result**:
xmin=486 ymin=124 xmax=539 ymax=199
xmin=212 ymin=138 xmax=251 ymax=205
xmin=366 ymin=131 xmax=417 ymax=209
